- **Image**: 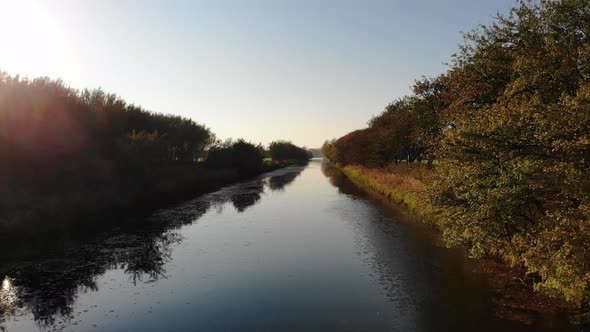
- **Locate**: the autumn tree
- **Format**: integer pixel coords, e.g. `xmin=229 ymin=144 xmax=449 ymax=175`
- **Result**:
xmin=429 ymin=0 xmax=590 ymax=304
xmin=323 ymin=0 xmax=590 ymax=308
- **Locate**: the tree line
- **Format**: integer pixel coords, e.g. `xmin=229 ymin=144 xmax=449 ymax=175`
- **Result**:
xmin=0 ymin=72 xmax=310 ymax=233
xmin=206 ymin=139 xmax=311 ymax=173
xmin=323 ymin=0 xmax=590 ymax=308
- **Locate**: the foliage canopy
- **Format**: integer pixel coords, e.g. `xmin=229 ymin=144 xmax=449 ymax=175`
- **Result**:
xmin=323 ymin=0 xmax=590 ymax=307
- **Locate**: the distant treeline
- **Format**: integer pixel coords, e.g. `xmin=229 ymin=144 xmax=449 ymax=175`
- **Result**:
xmin=207 ymin=139 xmax=311 ymax=172
xmin=0 ymin=72 xmax=310 ymax=234
xmin=323 ymin=0 xmax=590 ymax=307
xmin=307 ymin=148 xmax=323 ymax=158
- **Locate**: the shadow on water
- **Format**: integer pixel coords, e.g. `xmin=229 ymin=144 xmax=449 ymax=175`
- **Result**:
xmin=229 ymin=181 xmax=264 ymax=213
xmin=228 ymin=165 xmax=303 ymax=212
xmin=321 ymin=161 xmax=579 ymax=332
xmin=0 ymin=165 xmax=305 ymax=330
xmin=268 ymin=169 xmax=302 ymax=191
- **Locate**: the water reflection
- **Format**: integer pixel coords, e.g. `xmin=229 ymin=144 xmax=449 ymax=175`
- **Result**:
xmin=0 ymin=166 xmax=305 ymax=329
xmin=1 ymin=162 xmax=576 ymax=332
xmin=0 ymin=277 xmax=17 ymax=331
xmin=2 ymin=229 xmax=185 ymax=327
xmin=123 ymin=232 xmax=183 ymax=285
xmin=321 ymin=161 xmax=350 ymax=192
xmin=320 ymin=161 xmax=577 ymax=332
xmin=229 ymin=169 xmax=302 ymax=212
xmin=230 ymin=182 xmax=264 ymax=213
xmin=268 ymin=169 xmax=302 ymax=191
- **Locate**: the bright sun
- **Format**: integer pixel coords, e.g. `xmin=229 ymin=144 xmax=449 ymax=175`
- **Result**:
xmin=0 ymin=0 xmax=73 ymax=78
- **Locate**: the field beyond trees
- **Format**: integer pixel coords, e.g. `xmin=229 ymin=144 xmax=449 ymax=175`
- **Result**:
xmin=323 ymin=0 xmax=590 ymax=311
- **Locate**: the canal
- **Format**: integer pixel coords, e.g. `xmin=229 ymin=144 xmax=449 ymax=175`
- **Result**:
xmin=0 ymin=160 xmax=576 ymax=331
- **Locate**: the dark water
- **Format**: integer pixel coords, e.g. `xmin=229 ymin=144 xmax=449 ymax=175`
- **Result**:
xmin=0 ymin=160 xmax=578 ymax=331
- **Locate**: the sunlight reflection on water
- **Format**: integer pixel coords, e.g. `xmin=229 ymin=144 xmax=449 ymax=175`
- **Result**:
xmin=1 ymin=277 xmax=16 ymax=304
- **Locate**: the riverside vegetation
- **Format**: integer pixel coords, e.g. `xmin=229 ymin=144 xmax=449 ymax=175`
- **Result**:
xmin=0 ymin=72 xmax=311 ymax=241
xmin=323 ymin=0 xmax=590 ymax=314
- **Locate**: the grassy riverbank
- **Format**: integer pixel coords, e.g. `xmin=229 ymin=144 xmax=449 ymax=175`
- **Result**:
xmin=340 ymin=163 xmax=438 ymax=223
xmin=337 ymin=162 xmax=580 ymax=324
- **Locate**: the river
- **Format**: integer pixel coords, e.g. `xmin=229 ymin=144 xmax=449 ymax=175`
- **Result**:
xmin=0 ymin=160 xmax=578 ymax=331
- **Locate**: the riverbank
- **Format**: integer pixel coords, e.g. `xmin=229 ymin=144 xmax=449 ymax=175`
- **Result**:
xmin=0 ymin=72 xmax=314 ymax=255
xmin=340 ymin=163 xmax=437 ymax=223
xmin=336 ymin=162 xmax=579 ymax=326
xmin=0 ymin=161 xmax=297 ymax=259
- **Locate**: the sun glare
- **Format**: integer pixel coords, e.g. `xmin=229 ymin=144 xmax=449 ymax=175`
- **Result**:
xmin=1 ymin=276 xmax=17 ymax=307
xmin=0 ymin=0 xmax=73 ymax=77
xmin=1 ymin=277 xmax=10 ymax=292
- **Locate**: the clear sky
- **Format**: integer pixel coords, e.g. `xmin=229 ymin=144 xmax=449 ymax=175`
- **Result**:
xmin=0 ymin=0 xmax=517 ymax=147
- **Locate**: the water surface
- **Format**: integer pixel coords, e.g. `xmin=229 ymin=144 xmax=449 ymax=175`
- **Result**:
xmin=0 ymin=160 xmax=577 ymax=331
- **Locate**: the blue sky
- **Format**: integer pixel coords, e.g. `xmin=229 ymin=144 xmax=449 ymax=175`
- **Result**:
xmin=0 ymin=0 xmax=517 ymax=147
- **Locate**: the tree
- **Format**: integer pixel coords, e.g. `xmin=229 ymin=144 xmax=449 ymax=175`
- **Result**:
xmin=206 ymin=139 xmax=264 ymax=174
xmin=268 ymin=140 xmax=311 ymax=163
xmin=322 ymin=0 xmax=590 ymax=308
xmin=429 ymin=0 xmax=590 ymax=305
